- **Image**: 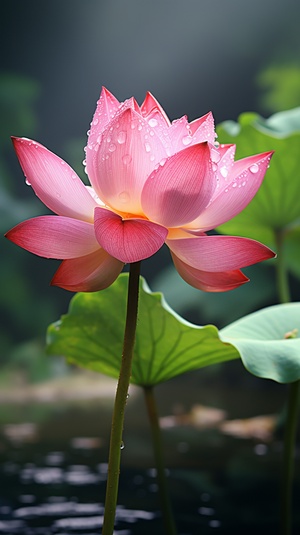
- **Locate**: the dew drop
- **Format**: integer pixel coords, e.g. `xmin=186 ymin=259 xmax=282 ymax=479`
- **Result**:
xmin=220 ymin=166 xmax=228 ymax=178
xmin=122 ymin=154 xmax=132 ymax=165
xmin=120 ymin=441 xmax=125 ymax=450
xmin=118 ymin=191 xmax=130 ymax=203
xmin=25 ymin=178 xmax=31 ymax=186
xmin=145 ymin=142 xmax=151 ymax=153
xmin=150 ymin=154 xmax=155 ymax=162
xmin=159 ymin=158 xmax=167 ymax=166
xmin=182 ymin=135 xmax=192 ymax=146
xmin=117 ymin=131 xmax=126 ymax=144
xmin=137 ymin=124 xmax=143 ymax=131
xmin=232 ymin=182 xmax=237 ymax=188
xmin=148 ymin=118 xmax=158 ymax=127
xmin=93 ymin=118 xmax=99 ymax=126
xmin=108 ymin=143 xmax=116 ymax=152
xmin=250 ymin=163 xmax=259 ymax=174
xmin=82 ymin=159 xmax=86 ymax=166
xmin=87 ymin=129 xmax=91 ymax=136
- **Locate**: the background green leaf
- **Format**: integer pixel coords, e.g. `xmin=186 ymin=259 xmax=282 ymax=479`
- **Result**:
xmin=220 ymin=303 xmax=300 ymax=383
xmin=216 ymin=109 xmax=300 ymax=277
xmin=47 ymin=274 xmax=239 ymax=386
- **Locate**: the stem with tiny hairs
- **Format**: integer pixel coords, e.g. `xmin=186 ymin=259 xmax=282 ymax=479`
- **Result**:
xmin=143 ymin=385 xmax=178 ymax=535
xmin=102 ymin=261 xmax=141 ymax=535
xmin=275 ymin=229 xmax=300 ymax=535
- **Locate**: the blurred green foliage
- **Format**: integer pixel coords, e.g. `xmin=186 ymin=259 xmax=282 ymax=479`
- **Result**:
xmin=256 ymin=64 xmax=300 ymax=114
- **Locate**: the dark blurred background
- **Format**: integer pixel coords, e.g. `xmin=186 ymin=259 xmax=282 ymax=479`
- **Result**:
xmin=1 ymin=0 xmax=300 ymax=380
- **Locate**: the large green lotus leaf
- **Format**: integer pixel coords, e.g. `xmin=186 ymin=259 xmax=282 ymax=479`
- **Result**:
xmin=220 ymin=303 xmax=300 ymax=383
xmin=216 ymin=109 xmax=300 ymax=274
xmin=46 ymin=274 xmax=239 ymax=386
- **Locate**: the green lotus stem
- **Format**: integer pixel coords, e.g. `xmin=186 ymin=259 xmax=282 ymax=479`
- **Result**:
xmin=275 ymin=229 xmax=291 ymax=304
xmin=275 ymin=229 xmax=299 ymax=535
xmin=143 ymin=385 xmax=178 ymax=535
xmin=102 ymin=262 xmax=141 ymax=535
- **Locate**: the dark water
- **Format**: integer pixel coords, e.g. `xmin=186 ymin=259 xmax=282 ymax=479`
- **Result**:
xmin=0 ymin=379 xmax=300 ymax=534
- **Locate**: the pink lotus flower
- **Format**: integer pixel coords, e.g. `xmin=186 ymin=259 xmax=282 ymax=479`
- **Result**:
xmin=6 ymin=87 xmax=275 ymax=292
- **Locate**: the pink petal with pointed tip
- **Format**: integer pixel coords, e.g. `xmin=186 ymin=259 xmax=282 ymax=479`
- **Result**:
xmin=94 ymin=207 xmax=168 ymax=263
xmin=51 ymin=249 xmax=124 ymax=292
xmin=6 ymin=216 xmax=99 ymax=259
xmin=171 ymin=252 xmax=249 ymax=291
xmin=187 ymin=151 xmax=274 ymax=231
xmin=141 ymin=143 xmax=214 ymax=228
xmin=167 ymin=234 xmax=276 ymax=272
xmin=189 ymin=111 xmax=215 ymax=143
xmin=86 ymin=87 xmax=120 ymax=148
xmin=140 ymin=92 xmax=171 ymax=125
xmin=89 ymin=108 xmax=167 ymax=214
xmin=12 ymin=137 xmax=97 ymax=222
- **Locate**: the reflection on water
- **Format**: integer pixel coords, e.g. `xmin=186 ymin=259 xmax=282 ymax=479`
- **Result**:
xmin=0 ymin=381 xmax=299 ymax=534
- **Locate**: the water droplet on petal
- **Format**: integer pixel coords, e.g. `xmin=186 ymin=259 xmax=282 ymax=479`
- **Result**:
xmin=117 ymin=131 xmax=126 ymax=144
xmin=118 ymin=191 xmax=130 ymax=203
xmin=87 ymin=129 xmax=91 ymax=136
xmin=120 ymin=441 xmax=125 ymax=450
xmin=82 ymin=159 xmax=86 ymax=166
xmin=220 ymin=166 xmax=228 ymax=178
xmin=232 ymin=182 xmax=237 ymax=188
xmin=25 ymin=178 xmax=31 ymax=186
xmin=145 ymin=142 xmax=151 ymax=153
xmin=250 ymin=163 xmax=259 ymax=174
xmin=108 ymin=143 xmax=116 ymax=152
xmin=182 ymin=135 xmax=192 ymax=146
xmin=148 ymin=118 xmax=158 ymax=127
xmin=122 ymin=154 xmax=132 ymax=165
xmin=93 ymin=118 xmax=99 ymax=126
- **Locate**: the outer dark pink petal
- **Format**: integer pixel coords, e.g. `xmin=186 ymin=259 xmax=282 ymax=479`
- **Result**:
xmin=6 ymin=216 xmax=99 ymax=258
xmin=89 ymin=108 xmax=167 ymax=214
xmin=171 ymin=252 xmax=249 ymax=291
xmin=187 ymin=151 xmax=274 ymax=231
xmin=141 ymin=143 xmax=214 ymax=228
xmin=51 ymin=249 xmax=124 ymax=292
xmin=94 ymin=207 xmax=168 ymax=263
xmin=167 ymin=234 xmax=276 ymax=271
xmin=12 ymin=137 xmax=97 ymax=222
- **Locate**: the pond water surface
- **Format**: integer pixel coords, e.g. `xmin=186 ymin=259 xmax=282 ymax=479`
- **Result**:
xmin=0 ymin=376 xmax=299 ymax=534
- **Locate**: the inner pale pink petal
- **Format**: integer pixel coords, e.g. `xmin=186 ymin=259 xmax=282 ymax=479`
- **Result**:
xmin=140 ymin=92 xmax=171 ymax=126
xmin=189 ymin=112 xmax=216 ymax=143
xmin=12 ymin=138 xmax=97 ymax=222
xmin=167 ymin=234 xmax=275 ymax=271
xmin=94 ymin=207 xmax=168 ymax=263
xmin=6 ymin=216 xmax=99 ymax=259
xmin=86 ymin=87 xmax=120 ymax=154
xmin=171 ymin=252 xmax=249 ymax=291
xmin=141 ymin=143 xmax=214 ymax=227
xmin=51 ymin=249 xmax=124 ymax=292
xmin=89 ymin=108 xmax=167 ymax=214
